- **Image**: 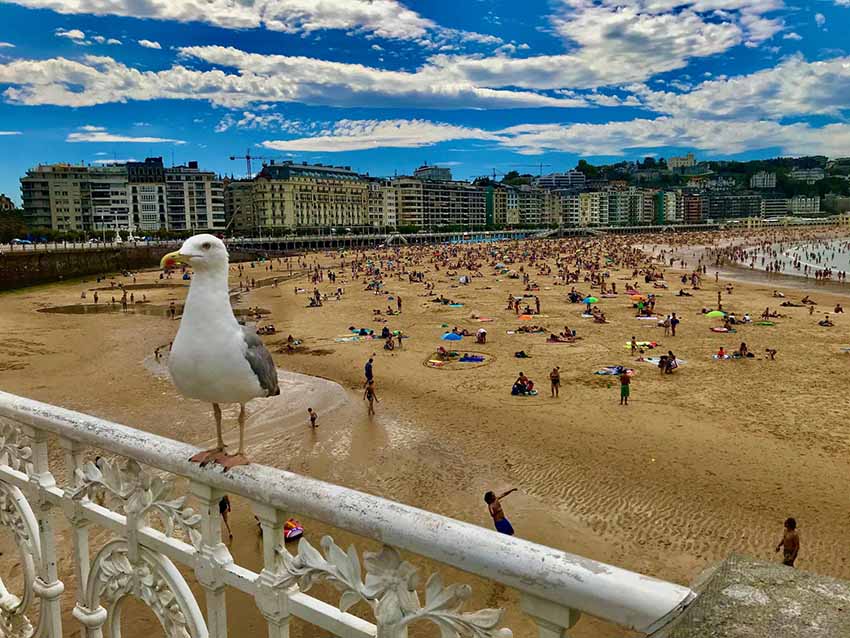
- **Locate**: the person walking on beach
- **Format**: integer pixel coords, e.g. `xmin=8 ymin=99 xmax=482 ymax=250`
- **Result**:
xmin=219 ymin=495 xmax=233 ymax=541
xmin=397 ymin=295 xmax=402 ymax=313
xmin=775 ymin=517 xmax=800 ymax=567
xmin=307 ymin=407 xmax=318 ymax=429
xmin=364 ymin=379 xmax=379 ymax=415
xmin=484 ymin=488 xmax=517 ymax=536
xmin=364 ymin=356 xmax=374 ymax=385
xmin=670 ymin=313 xmax=680 ymax=336
xmin=619 ymin=371 xmax=631 ymax=406
xmin=549 ymin=366 xmax=561 ymax=398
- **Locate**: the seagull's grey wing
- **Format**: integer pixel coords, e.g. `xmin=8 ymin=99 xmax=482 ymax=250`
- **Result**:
xmin=241 ymin=325 xmax=280 ymax=396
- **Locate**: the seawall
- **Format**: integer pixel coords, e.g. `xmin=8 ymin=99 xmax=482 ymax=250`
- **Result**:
xmin=0 ymin=245 xmax=258 ymax=290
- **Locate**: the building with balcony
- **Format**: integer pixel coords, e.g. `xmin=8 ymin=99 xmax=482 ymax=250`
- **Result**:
xmin=252 ymin=162 xmax=369 ymax=230
xmin=706 ymin=193 xmax=762 ymax=220
xmin=536 ymin=170 xmax=586 ymax=191
xmin=20 ymin=163 xmax=89 ymax=231
xmin=165 ymin=161 xmax=226 ymax=232
xmin=789 ymin=168 xmax=825 ymax=184
xmin=87 ymin=166 xmax=131 ymax=233
xmin=224 ymin=180 xmax=256 ymax=233
xmin=761 ymin=198 xmax=789 ymax=217
xmin=750 ymin=171 xmax=777 ymax=189
xmin=128 ymin=158 xmax=167 ymax=232
xmin=413 ymin=163 xmax=452 ymax=181
xmin=789 ymin=195 xmax=820 ymax=216
xmin=367 ymin=179 xmax=397 ymax=228
xmin=392 ymin=177 xmax=485 ymax=228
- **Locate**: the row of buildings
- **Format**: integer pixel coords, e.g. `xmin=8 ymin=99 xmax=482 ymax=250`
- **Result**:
xmin=19 ymin=158 xmax=225 ymax=234
xmin=17 ymin=159 xmax=826 ymax=234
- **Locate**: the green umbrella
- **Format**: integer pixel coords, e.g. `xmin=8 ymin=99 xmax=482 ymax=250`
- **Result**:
xmin=583 ymin=296 xmax=599 ymax=304
xmin=706 ymin=310 xmax=725 ymax=318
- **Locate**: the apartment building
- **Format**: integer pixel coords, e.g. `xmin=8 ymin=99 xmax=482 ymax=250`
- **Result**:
xmin=788 ymin=168 xmax=825 ymax=184
xmin=789 ymin=195 xmax=820 ymax=216
xmin=413 ymin=164 xmax=452 ymax=181
xmin=392 ymin=177 xmax=486 ymax=228
xmin=128 ymin=158 xmax=167 ymax=232
xmin=88 ymin=166 xmax=130 ymax=232
xmin=367 ymin=179 xmax=397 ymax=228
xmin=224 ymin=180 xmax=256 ymax=233
xmin=536 ymin=170 xmax=586 ymax=191
xmin=750 ymin=171 xmax=777 ymax=189
xmin=705 ymin=193 xmax=762 ymax=220
xmin=165 ymin=162 xmax=226 ymax=231
xmin=761 ymin=198 xmax=789 ymax=217
xmin=252 ymin=162 xmax=369 ymax=230
xmin=20 ymin=164 xmax=89 ymax=230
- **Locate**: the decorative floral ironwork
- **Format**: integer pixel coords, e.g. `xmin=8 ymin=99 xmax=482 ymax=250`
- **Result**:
xmin=278 ymin=536 xmax=512 ymax=638
xmin=89 ymin=540 xmax=203 ymax=638
xmin=0 ymin=425 xmax=32 ymax=476
xmin=71 ymin=459 xmax=202 ymax=550
xmin=0 ymin=483 xmax=40 ymax=638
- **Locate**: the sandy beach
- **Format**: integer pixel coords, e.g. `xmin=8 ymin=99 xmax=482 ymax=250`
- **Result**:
xmin=2 ymin=231 xmax=849 ymax=637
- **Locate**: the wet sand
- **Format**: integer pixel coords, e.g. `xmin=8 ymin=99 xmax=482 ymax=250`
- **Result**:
xmin=1 ymin=241 xmax=850 ymax=637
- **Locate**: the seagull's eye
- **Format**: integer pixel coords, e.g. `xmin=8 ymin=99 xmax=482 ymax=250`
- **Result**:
xmin=202 ymin=242 xmax=211 ymax=250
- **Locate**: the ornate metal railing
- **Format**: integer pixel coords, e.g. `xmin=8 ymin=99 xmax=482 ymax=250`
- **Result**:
xmin=0 ymin=390 xmax=695 ymax=638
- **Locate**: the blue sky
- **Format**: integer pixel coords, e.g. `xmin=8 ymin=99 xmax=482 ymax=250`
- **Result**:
xmin=1 ymin=0 xmax=849 ymax=203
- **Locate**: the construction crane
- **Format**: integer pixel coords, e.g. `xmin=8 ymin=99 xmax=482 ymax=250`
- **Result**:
xmin=229 ymin=148 xmax=273 ymax=179
xmin=510 ymin=162 xmax=552 ymax=177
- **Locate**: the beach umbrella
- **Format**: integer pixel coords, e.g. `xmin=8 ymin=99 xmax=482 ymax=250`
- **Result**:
xmin=706 ymin=310 xmax=725 ymax=318
xmin=582 ymin=296 xmax=599 ymax=304
xmin=441 ymin=332 xmax=462 ymax=341
xmin=630 ymin=294 xmax=646 ymax=301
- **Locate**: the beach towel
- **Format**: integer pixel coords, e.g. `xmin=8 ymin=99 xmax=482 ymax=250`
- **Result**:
xmin=474 ymin=317 xmax=494 ymax=322
xmin=601 ymin=293 xmax=618 ymax=298
xmin=710 ymin=327 xmax=736 ymax=333
xmin=623 ymin=341 xmax=657 ymax=349
xmin=755 ymin=321 xmax=776 ymax=326
xmin=581 ymin=313 xmax=594 ymax=318
xmin=459 ymin=355 xmax=485 ymax=362
xmin=636 ymin=316 xmax=660 ymax=320
xmin=595 ymin=366 xmax=635 ymax=376
xmin=427 ymin=360 xmax=445 ymax=367
xmin=712 ymin=354 xmax=731 ymax=360
xmin=334 ymin=336 xmax=360 ymax=343
xmin=448 ymin=303 xmax=464 ymax=308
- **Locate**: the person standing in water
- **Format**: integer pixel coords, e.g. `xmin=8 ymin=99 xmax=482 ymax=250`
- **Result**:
xmin=775 ymin=517 xmax=800 ymax=567
xmin=484 ymin=488 xmax=517 ymax=535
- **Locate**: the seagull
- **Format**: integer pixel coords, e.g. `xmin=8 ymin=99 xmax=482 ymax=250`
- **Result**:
xmin=160 ymin=234 xmax=280 ymax=469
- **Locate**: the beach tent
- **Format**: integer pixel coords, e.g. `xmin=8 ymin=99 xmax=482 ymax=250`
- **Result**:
xmin=441 ymin=332 xmax=463 ymax=341
xmin=706 ymin=310 xmax=725 ymax=318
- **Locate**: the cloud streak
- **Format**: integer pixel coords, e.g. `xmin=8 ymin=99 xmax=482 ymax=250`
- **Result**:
xmin=66 ymin=124 xmax=184 ymax=143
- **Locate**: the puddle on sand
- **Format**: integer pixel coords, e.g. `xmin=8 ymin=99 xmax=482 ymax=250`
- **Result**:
xmin=38 ymin=304 xmax=270 ymax=318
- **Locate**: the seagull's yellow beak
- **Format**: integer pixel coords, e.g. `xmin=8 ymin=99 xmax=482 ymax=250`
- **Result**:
xmin=160 ymin=251 xmax=190 ymax=269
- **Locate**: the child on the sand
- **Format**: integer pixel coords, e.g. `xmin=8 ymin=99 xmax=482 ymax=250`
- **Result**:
xmin=484 ymin=488 xmax=517 ymax=535
xmin=308 ymin=407 xmax=317 ymax=428
xmin=775 ymin=517 xmax=800 ymax=567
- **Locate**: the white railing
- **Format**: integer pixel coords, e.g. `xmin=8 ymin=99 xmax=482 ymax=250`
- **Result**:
xmin=0 ymin=390 xmax=695 ymax=638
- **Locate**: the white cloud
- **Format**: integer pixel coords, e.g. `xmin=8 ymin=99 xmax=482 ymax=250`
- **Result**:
xmin=6 ymin=0 xmax=498 ymax=47
xmin=106 ymin=38 xmax=121 ymax=45
xmin=836 ymin=0 xmax=850 ymax=6
xmin=66 ymin=124 xmax=184 ymax=143
xmin=0 ymin=52 xmax=583 ymax=109
xmin=216 ymin=111 xmax=300 ymax=132
xmin=138 ymin=39 xmax=161 ymax=49
xmin=424 ymin=1 xmax=760 ymax=90
xmin=54 ymin=28 xmax=86 ymax=41
xmin=0 ymin=42 xmax=15 ymax=48
xmin=0 ymin=130 xmax=22 ymax=135
xmin=259 ymin=115 xmax=850 ymax=158
xmin=92 ymin=35 xmax=104 ymax=43
xmin=632 ymin=54 xmax=850 ymax=120
xmin=93 ymin=158 xmax=138 ymax=164
xmin=783 ymin=32 xmax=802 ymax=40
xmin=262 ymin=118 xmax=497 ymax=151
xmin=815 ymin=13 xmax=826 ymax=27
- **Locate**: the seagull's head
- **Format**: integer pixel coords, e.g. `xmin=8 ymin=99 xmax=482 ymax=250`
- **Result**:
xmin=160 ymin=234 xmax=229 ymax=272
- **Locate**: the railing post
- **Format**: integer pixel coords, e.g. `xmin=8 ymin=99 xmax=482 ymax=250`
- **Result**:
xmin=252 ymin=502 xmax=290 ymax=638
xmin=521 ymin=594 xmax=580 ymax=638
xmin=59 ymin=438 xmax=94 ymax=634
xmin=190 ymin=481 xmax=231 ymax=638
xmin=20 ymin=424 xmax=64 ymax=638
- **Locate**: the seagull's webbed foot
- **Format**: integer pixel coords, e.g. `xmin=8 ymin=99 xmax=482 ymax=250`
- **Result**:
xmin=190 ymin=447 xmax=227 ymax=466
xmin=218 ymin=453 xmax=250 ymax=471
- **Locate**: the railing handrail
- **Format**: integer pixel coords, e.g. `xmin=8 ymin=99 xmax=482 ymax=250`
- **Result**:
xmin=0 ymin=389 xmax=695 ymax=633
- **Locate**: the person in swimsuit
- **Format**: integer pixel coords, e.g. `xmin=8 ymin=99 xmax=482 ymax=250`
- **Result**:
xmin=484 ymin=488 xmax=517 ymax=535
xmin=775 ymin=517 xmax=800 ymax=567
